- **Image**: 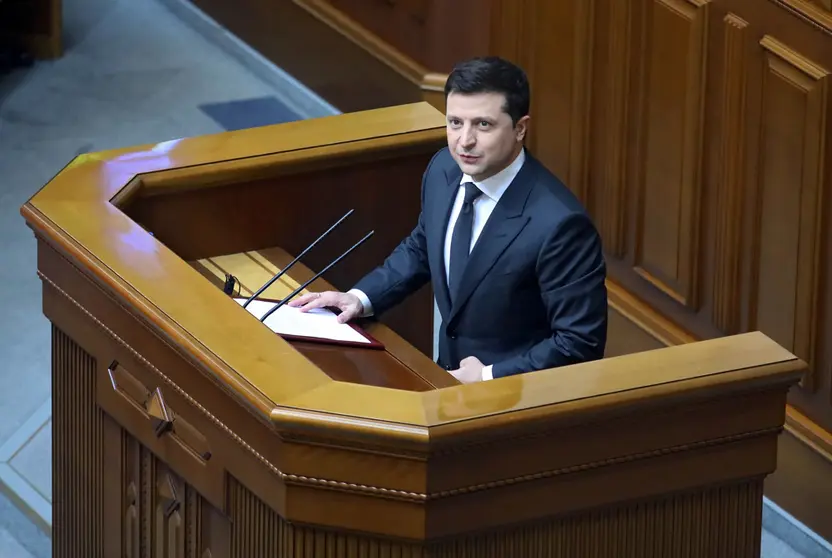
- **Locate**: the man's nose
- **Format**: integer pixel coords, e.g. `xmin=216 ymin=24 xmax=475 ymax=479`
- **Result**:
xmin=460 ymin=127 xmax=476 ymax=147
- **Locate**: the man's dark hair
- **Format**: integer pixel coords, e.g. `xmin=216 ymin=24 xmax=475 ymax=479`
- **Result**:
xmin=444 ymin=56 xmax=530 ymax=125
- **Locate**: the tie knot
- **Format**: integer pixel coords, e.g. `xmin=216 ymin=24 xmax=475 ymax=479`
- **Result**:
xmin=462 ymin=182 xmax=482 ymax=204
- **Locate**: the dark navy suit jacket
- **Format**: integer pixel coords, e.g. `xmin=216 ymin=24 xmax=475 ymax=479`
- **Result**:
xmin=352 ymin=147 xmax=608 ymax=378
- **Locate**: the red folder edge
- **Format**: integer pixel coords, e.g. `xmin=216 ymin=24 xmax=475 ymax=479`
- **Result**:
xmin=233 ymin=297 xmax=385 ymax=350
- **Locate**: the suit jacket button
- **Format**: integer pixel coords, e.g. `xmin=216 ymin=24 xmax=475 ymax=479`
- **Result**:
xmin=448 ymin=333 xmax=457 ymax=340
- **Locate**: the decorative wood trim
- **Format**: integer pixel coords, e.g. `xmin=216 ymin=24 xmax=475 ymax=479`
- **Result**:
xmin=40 ymin=269 xmax=791 ymax=507
xmin=140 ymin=445 xmax=154 ymax=554
xmin=420 ymin=72 xmax=447 ymax=93
xmin=784 ymin=407 xmax=832 ymax=464
xmin=609 ymin=280 xmax=831 ymax=467
xmin=567 ymin=0 xmax=596 ymax=203
xmin=227 ymin=476 xmax=768 ymax=556
xmin=420 ymin=72 xmax=448 ymax=112
xmin=52 ymin=326 xmax=103 ymax=557
xmin=293 ymin=0 xmax=431 ymax=86
xmin=633 ymin=0 xmax=711 ymax=309
xmin=490 ymin=0 xmax=527 ymax=64
xmin=39 ymin=273 xmax=295 ymax=487
xmin=767 ymin=0 xmax=832 ymax=35
xmin=607 ymin=280 xmax=698 ymax=346
xmin=429 ymin=427 xmax=782 ymax=499
xmin=520 ymin=0 xmax=539 ymax=139
xmin=712 ymin=13 xmax=750 ymax=333
xmin=600 ymin=0 xmax=633 ymax=257
xmin=754 ymin=36 xmax=828 ymax=392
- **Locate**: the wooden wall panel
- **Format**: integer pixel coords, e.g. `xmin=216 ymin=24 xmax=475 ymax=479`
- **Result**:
xmin=486 ymin=0 xmax=832 ymax=543
xmin=524 ymin=0 xmax=595 ymax=197
xmin=588 ymin=0 xmax=636 ymax=256
xmin=750 ymin=35 xmax=828 ymax=395
xmin=633 ymin=0 xmax=710 ymax=309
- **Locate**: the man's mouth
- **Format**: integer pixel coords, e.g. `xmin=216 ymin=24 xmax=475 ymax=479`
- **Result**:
xmin=458 ymin=154 xmax=479 ymax=163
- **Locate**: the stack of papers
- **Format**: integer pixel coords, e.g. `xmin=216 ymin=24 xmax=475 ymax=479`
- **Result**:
xmin=235 ymin=298 xmax=371 ymax=345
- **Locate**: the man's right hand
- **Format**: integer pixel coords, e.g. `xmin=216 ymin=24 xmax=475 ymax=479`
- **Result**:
xmin=288 ymin=291 xmax=363 ymax=323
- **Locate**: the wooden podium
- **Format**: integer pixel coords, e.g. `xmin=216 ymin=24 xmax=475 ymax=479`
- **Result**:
xmin=22 ymin=102 xmax=804 ymax=557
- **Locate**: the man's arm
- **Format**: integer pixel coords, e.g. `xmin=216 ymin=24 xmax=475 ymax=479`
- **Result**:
xmin=349 ymin=153 xmax=442 ymax=316
xmin=350 ymin=210 xmax=431 ymax=316
xmin=490 ymin=213 xmax=608 ymax=378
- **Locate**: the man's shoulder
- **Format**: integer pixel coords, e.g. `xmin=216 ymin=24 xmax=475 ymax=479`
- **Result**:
xmin=528 ymin=158 xmax=590 ymax=219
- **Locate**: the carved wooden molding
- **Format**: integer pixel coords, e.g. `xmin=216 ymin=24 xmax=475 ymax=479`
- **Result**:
xmin=600 ymin=0 xmax=634 ymax=257
xmin=40 ymin=270 xmax=426 ymax=503
xmin=751 ymin=36 xmax=828 ymax=393
xmin=413 ymin=427 xmax=783 ymax=499
xmin=785 ymin=407 xmax=832 ymax=464
xmin=633 ymin=0 xmax=711 ymax=309
xmin=107 ymin=360 xmax=211 ymax=460
xmin=567 ymin=0 xmax=596 ymax=203
xmin=294 ymin=0 xmax=429 ymax=85
xmin=767 ymin=0 xmax=832 ymax=35
xmin=712 ymin=13 xmax=750 ymax=334
xmin=40 ymin=269 xmax=788 ymax=504
xmin=125 ymin=482 xmax=139 ymax=558
xmin=51 ymin=326 xmax=102 ymax=557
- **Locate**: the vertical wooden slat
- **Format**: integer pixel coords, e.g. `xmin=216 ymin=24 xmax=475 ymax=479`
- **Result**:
xmin=220 ymin=474 xmax=765 ymax=557
xmin=52 ymin=325 xmax=102 ymax=557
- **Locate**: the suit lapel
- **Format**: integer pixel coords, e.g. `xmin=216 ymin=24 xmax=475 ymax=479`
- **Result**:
xmin=447 ymin=158 xmax=537 ymax=325
xmin=429 ymin=164 xmax=463 ymax=319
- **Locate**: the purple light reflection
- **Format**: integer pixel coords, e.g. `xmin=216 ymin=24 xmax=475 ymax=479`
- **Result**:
xmin=100 ymin=138 xmax=184 ymax=196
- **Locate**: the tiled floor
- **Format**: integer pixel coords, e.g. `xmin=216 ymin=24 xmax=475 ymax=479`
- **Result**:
xmin=0 ymin=0 xmax=829 ymax=556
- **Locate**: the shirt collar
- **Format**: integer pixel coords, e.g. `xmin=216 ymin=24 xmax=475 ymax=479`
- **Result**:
xmin=460 ymin=148 xmax=526 ymax=203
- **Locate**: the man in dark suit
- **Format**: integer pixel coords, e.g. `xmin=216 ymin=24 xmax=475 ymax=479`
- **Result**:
xmin=290 ymin=56 xmax=607 ymax=383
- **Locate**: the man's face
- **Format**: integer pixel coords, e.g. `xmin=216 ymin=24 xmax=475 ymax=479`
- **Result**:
xmin=446 ymin=91 xmax=528 ymax=182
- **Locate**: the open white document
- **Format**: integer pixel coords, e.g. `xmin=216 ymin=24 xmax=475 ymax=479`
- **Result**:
xmin=235 ymin=298 xmax=371 ymax=345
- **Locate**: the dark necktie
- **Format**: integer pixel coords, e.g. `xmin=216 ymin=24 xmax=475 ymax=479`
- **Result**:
xmin=449 ymin=182 xmax=482 ymax=301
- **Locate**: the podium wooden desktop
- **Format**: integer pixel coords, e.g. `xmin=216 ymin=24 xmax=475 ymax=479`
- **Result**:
xmin=22 ymin=102 xmax=804 ymax=557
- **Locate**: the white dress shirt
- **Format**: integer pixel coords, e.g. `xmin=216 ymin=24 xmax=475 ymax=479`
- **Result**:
xmin=351 ymin=148 xmax=526 ymax=381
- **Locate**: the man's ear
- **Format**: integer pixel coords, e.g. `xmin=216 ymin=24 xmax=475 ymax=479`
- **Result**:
xmin=515 ymin=115 xmax=531 ymax=142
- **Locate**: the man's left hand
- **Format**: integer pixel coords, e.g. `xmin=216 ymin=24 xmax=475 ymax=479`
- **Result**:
xmin=449 ymin=356 xmax=485 ymax=384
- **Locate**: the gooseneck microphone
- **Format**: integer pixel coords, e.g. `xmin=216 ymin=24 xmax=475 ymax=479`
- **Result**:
xmin=258 ymin=230 xmax=374 ymax=323
xmin=242 ymin=209 xmax=354 ymax=308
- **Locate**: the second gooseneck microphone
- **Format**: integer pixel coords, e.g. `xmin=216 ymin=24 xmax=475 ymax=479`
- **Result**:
xmin=242 ymin=209 xmax=354 ymax=308
xmin=259 ymin=230 xmax=374 ymax=323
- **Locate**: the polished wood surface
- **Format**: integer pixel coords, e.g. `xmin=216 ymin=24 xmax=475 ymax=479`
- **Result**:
xmin=123 ymin=125 xmax=443 ymax=357
xmin=191 ymin=246 xmax=455 ymax=391
xmin=23 ymin=103 xmax=805 ymax=555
